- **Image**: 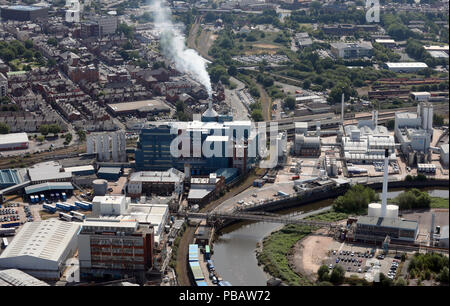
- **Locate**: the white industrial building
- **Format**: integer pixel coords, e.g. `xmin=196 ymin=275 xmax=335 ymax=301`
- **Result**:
xmin=440 ymin=144 xmax=449 ymax=167
xmin=395 ymin=103 xmax=433 ymax=155
xmin=342 ymin=111 xmax=396 ymax=163
xmin=410 ymin=92 xmax=431 ymax=102
xmin=27 ymin=161 xmax=72 ymax=184
xmin=0 ymin=132 xmax=29 ymax=151
xmin=127 ymin=168 xmax=185 ymax=197
xmin=385 ymin=62 xmax=428 ymax=73
xmin=0 ymin=269 xmax=49 ymax=286
xmin=0 ymin=219 xmax=80 ymax=280
xmin=91 ymin=195 xmax=169 ymax=244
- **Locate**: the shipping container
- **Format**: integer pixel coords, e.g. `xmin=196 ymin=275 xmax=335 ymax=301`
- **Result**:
xmin=43 ymin=204 xmax=57 ymax=213
xmin=196 ymin=281 xmax=208 ymax=286
xmin=59 ymin=212 xmax=73 ymax=222
xmin=0 ymin=228 xmax=15 ymax=236
xmin=56 ymin=202 xmax=71 ymax=212
xmin=189 ymin=261 xmax=204 ymax=281
xmin=1 ymin=237 xmax=8 ymax=249
xmin=74 ymin=201 xmax=92 ymax=210
xmin=70 ymin=211 xmax=86 ymax=221
xmin=1 ymin=221 xmax=20 ymax=228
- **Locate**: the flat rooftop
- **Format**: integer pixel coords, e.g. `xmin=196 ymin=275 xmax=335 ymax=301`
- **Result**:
xmin=0 ymin=133 xmax=29 ymax=145
xmin=107 ymin=99 xmax=170 ymax=113
xmin=357 ymin=216 xmax=418 ymax=231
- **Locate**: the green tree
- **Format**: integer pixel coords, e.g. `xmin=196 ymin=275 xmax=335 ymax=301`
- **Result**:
xmin=36 ymin=135 xmax=45 ymax=142
xmin=48 ymin=124 xmax=61 ymax=136
xmin=317 ymin=265 xmax=330 ymax=282
xmin=0 ymin=122 xmax=10 ymax=134
xmin=333 ymin=185 xmax=379 ymax=214
xmin=251 ymin=109 xmax=264 ymax=122
xmin=438 ymin=267 xmax=449 ymax=283
xmin=283 ymin=96 xmax=296 ymax=110
xmin=329 ymin=265 xmax=345 ymax=285
xmin=39 ymin=124 xmax=49 ymax=136
xmin=394 ymin=277 xmax=407 ymax=286
xmin=76 ymin=129 xmax=86 ymax=142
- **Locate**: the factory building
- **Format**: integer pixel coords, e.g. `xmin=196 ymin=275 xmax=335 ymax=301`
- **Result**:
xmin=0 ymin=269 xmax=49 ymax=286
xmin=97 ymin=167 xmax=122 ymax=181
xmin=78 ymin=219 xmax=154 ymax=282
xmin=440 ymin=144 xmax=449 ymax=167
xmin=135 ymin=105 xmax=258 ymax=175
xmin=294 ymin=134 xmax=321 ymax=156
xmin=0 ymin=219 xmax=80 ymax=280
xmin=330 ymin=42 xmax=373 ymax=59
xmin=27 ymin=161 xmax=72 ymax=184
xmin=385 ymin=62 xmax=428 ymax=73
xmin=0 ymin=5 xmax=48 ymax=21
xmin=187 ymin=173 xmax=226 ymax=205
xmin=0 ymin=133 xmax=29 ymax=151
xmin=341 ymin=110 xmax=396 ymax=163
xmin=0 ymin=169 xmax=26 ymax=189
xmin=91 ymin=195 xmax=169 ymax=244
xmin=127 ymin=168 xmax=185 ymax=198
xmin=395 ymin=103 xmax=433 ymax=158
xmin=410 ymin=92 xmax=431 ymax=102
xmin=354 ymin=150 xmax=419 ymax=244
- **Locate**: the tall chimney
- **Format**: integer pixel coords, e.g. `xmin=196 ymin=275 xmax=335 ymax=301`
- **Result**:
xmin=380 ymin=149 xmax=389 ymax=218
xmin=341 ymin=92 xmax=345 ymax=123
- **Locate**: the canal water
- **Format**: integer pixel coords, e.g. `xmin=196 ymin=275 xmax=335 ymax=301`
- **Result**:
xmin=211 ymin=188 xmax=449 ymax=286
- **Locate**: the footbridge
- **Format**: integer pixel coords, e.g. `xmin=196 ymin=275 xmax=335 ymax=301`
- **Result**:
xmin=182 ymin=210 xmax=339 ymax=228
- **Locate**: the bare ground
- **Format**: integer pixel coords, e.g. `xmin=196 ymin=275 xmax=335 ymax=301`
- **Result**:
xmin=288 ymin=229 xmax=334 ymax=282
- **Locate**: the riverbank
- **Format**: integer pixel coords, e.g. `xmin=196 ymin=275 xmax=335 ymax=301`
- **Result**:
xmin=255 ymin=210 xmax=348 ymax=286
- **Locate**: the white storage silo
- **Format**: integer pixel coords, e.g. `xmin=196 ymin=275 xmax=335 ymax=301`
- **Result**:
xmin=95 ymin=134 xmax=103 ymax=161
xmin=385 ymin=205 xmax=399 ymax=219
xmin=103 ymin=134 xmax=110 ymax=161
xmin=111 ymin=132 xmax=119 ymax=162
xmin=422 ymin=104 xmax=428 ymax=130
xmin=427 ymin=104 xmax=433 ymax=131
xmin=93 ymin=179 xmax=108 ymax=196
xmin=119 ymin=131 xmax=126 ymax=162
xmin=368 ymin=203 xmax=382 ymax=217
xmin=86 ymin=135 xmax=94 ymax=154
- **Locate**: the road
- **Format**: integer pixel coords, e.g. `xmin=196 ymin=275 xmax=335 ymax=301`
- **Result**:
xmin=225 ymin=77 xmax=249 ymax=120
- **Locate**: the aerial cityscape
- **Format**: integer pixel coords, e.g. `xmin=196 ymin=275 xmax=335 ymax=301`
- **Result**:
xmin=0 ymin=0 xmax=448 ymax=289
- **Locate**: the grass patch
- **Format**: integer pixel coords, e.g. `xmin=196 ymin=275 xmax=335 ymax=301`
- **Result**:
xmin=257 ymin=224 xmax=312 ymax=286
xmin=430 ymin=197 xmax=449 ymax=209
xmin=305 ymin=211 xmax=349 ymax=222
xmin=257 ymin=210 xmax=349 ymax=285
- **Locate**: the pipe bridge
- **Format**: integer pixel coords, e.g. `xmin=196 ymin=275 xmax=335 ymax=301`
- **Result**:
xmin=182 ymin=211 xmax=337 ymax=228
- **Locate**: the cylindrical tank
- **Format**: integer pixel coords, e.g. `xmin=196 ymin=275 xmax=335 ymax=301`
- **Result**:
xmin=368 ymin=203 xmax=382 ymax=217
xmin=422 ymin=106 xmax=428 ymax=130
xmin=93 ymin=179 xmax=108 ymax=196
xmin=427 ymin=105 xmax=433 ymax=131
xmin=87 ymin=135 xmax=94 ymax=154
xmin=385 ymin=205 xmax=399 ymax=219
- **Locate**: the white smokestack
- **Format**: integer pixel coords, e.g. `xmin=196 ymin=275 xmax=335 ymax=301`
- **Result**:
xmin=341 ymin=92 xmax=345 ymax=123
xmin=151 ymin=0 xmax=212 ymax=97
xmin=380 ymin=149 xmax=389 ymax=218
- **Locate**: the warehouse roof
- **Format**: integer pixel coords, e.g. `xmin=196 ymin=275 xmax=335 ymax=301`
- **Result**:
xmin=357 ymin=216 xmax=418 ymax=231
xmin=64 ymin=165 xmax=95 ymax=173
xmin=0 ymin=269 xmax=49 ymax=286
xmin=386 ymin=62 xmax=428 ymax=69
xmin=97 ymin=167 xmax=121 ymax=175
xmin=0 ymin=132 xmax=29 ymax=146
xmin=129 ymin=168 xmax=184 ymax=183
xmin=24 ymin=182 xmax=73 ymax=194
xmin=0 ymin=219 xmax=80 ymax=263
xmin=188 ymin=187 xmax=214 ymax=200
xmin=27 ymin=161 xmax=71 ymax=182
xmin=107 ymin=99 xmax=170 ymax=114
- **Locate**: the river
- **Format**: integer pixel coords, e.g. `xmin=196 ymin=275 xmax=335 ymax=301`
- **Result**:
xmin=211 ymin=188 xmax=449 ymax=286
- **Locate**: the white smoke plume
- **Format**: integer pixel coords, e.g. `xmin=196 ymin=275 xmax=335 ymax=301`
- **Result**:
xmin=150 ymin=0 xmax=212 ymax=97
